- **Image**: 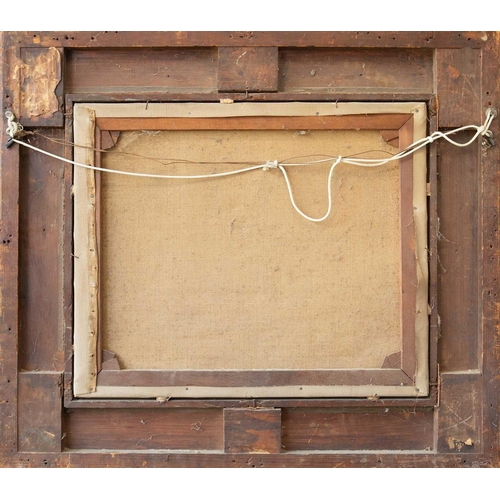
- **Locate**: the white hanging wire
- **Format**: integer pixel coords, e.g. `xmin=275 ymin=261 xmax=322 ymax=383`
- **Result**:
xmin=5 ymin=108 xmax=497 ymax=222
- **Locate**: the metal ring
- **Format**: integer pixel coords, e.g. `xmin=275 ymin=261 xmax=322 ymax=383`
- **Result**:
xmin=486 ymin=107 xmax=498 ymax=119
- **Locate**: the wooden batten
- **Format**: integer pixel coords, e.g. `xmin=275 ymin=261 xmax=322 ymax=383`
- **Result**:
xmin=218 ymin=47 xmax=279 ymax=92
xmin=224 ymin=409 xmax=282 ymax=453
xmin=18 ymin=372 xmax=63 ymax=452
xmin=73 ymin=105 xmax=99 ymax=396
xmin=436 ymin=48 xmax=482 ymax=128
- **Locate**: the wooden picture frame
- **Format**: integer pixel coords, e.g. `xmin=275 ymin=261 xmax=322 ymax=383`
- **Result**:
xmin=72 ymin=102 xmax=429 ymax=399
xmin=2 ymin=31 xmax=498 ymax=467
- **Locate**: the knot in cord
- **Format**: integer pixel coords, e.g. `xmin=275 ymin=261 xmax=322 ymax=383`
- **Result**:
xmin=5 ymin=111 xmax=23 ymax=138
xmin=263 ymin=159 xmax=279 ymax=171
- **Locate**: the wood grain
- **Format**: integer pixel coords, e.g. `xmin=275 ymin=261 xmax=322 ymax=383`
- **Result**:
xmin=5 ymin=31 xmax=489 ymax=49
xmin=96 ymin=114 xmax=412 ymax=131
xmin=18 ymin=372 xmax=62 ymax=452
xmin=224 ymin=409 xmax=281 ymax=453
xmin=73 ymin=105 xmax=98 ymax=396
xmin=67 ymin=396 xmax=437 ymax=410
xmin=67 ymin=90 xmax=434 ymax=104
xmin=66 ymin=48 xmax=218 ymax=94
xmin=436 ymin=48 xmax=482 ymax=128
xmin=427 ymin=101 xmax=439 ymax=390
xmin=478 ymin=32 xmax=500 ymax=462
xmin=218 ymin=47 xmax=278 ymax=92
xmin=62 ymin=95 xmax=75 ymax=406
xmin=64 ymin=408 xmax=223 ymax=451
xmin=437 ymin=131 xmax=480 ymax=371
xmin=95 ymin=128 xmax=102 ymax=372
xmin=437 ymin=373 xmax=482 ymax=453
xmin=282 ymin=408 xmax=434 ymax=451
xmin=19 ymin=131 xmax=66 ymax=372
xmin=97 ymin=369 xmax=413 ymax=388
xmin=4 ymin=451 xmax=496 ymax=468
xmin=399 ymin=118 xmax=417 ymax=379
xmin=0 ymin=31 xmax=20 ymax=455
xmin=280 ymin=48 xmax=433 ymax=94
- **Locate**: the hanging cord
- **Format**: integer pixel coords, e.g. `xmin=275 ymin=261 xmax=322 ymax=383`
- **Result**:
xmin=5 ymin=108 xmax=497 ymax=222
xmin=279 ymin=157 xmax=342 ymax=222
xmin=6 ymin=139 xmax=277 ymax=180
